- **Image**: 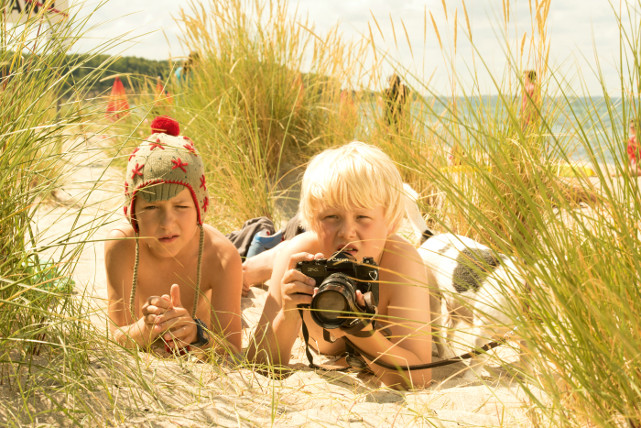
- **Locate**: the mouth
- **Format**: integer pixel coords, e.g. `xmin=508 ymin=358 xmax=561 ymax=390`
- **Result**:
xmin=158 ymin=234 xmax=179 ymax=244
xmin=336 ymin=244 xmax=358 ymax=256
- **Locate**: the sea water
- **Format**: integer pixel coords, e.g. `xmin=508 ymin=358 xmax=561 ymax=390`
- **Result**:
xmin=423 ymin=95 xmax=630 ymax=167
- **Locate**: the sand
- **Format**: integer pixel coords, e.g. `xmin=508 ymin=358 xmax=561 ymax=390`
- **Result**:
xmin=22 ymin=133 xmax=542 ymax=427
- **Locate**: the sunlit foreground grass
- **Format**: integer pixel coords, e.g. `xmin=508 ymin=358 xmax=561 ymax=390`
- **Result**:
xmin=3 ymin=0 xmax=641 ymax=426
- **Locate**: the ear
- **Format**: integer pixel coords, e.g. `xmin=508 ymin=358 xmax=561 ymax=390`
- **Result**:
xmin=170 ymin=284 xmax=182 ymax=308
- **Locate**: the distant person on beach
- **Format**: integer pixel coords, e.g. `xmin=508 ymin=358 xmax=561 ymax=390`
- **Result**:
xmin=520 ymin=70 xmax=540 ymax=130
xmin=175 ymin=52 xmax=200 ymax=86
xmin=626 ymin=119 xmax=641 ymax=176
xmin=384 ymin=74 xmax=409 ymax=128
xmin=248 ymin=141 xmax=432 ymax=389
xmin=105 ymin=116 xmax=242 ymax=356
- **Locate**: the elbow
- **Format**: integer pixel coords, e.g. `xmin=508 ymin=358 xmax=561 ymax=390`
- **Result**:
xmin=380 ymin=368 xmax=432 ymax=390
xmin=111 ymin=328 xmax=135 ymax=349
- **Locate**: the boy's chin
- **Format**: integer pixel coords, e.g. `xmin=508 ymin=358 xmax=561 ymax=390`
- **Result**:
xmin=147 ymin=242 xmax=181 ymax=258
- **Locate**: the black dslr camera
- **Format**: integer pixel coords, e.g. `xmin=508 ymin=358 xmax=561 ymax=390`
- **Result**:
xmin=296 ymin=251 xmax=379 ymax=330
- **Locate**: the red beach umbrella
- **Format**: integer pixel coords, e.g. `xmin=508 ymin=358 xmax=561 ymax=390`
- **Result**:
xmin=106 ymin=76 xmax=130 ymax=120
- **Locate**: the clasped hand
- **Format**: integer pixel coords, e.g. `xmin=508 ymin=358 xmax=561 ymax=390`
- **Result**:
xmin=140 ymin=283 xmax=197 ymax=350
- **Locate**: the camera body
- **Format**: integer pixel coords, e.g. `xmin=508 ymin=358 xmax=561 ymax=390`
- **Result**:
xmin=296 ymin=251 xmax=379 ymax=329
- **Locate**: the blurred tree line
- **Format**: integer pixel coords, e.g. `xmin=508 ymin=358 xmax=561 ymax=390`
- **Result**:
xmin=2 ymin=50 xmax=174 ymax=95
xmin=61 ymin=53 xmax=174 ymax=95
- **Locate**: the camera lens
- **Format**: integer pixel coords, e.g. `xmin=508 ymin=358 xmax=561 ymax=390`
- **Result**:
xmin=313 ymin=290 xmax=348 ymax=322
xmin=310 ymin=273 xmax=356 ymax=329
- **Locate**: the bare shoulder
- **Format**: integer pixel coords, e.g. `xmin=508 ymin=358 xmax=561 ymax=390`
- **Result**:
xmin=379 ymin=233 xmax=427 ymax=295
xmin=105 ymin=223 xmax=135 ymax=254
xmin=379 ymin=234 xmax=430 ymax=317
xmin=381 ymin=234 xmax=422 ymax=269
xmin=201 ymin=224 xmax=242 ymax=269
xmin=200 ymin=224 xmax=242 ymax=319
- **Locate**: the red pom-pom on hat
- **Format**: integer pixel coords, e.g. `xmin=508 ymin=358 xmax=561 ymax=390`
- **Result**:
xmin=150 ymin=116 xmax=180 ymax=136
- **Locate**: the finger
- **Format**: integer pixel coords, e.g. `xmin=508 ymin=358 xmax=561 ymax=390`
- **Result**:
xmin=287 ymin=252 xmax=315 ymax=271
xmin=144 ymin=295 xmax=172 ymax=311
xmin=155 ymin=307 xmax=191 ymax=331
xmin=170 ymin=284 xmax=182 ymax=308
xmin=144 ymin=313 xmax=157 ymax=325
xmin=355 ymin=290 xmax=366 ymax=307
xmin=282 ymin=269 xmax=317 ymax=296
xmin=283 ymin=290 xmax=313 ymax=307
xmin=284 ymin=266 xmax=317 ymax=287
xmin=163 ymin=322 xmax=196 ymax=343
xmin=142 ymin=303 xmax=171 ymax=317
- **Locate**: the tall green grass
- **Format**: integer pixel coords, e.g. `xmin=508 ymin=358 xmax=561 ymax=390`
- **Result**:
xmin=164 ymin=0 xmax=641 ymax=424
xmin=0 ymin=4 xmax=152 ymax=424
xmin=370 ymin=0 xmax=641 ymax=426
xmin=165 ymin=0 xmax=373 ymax=228
xmin=4 ymin=0 xmax=641 ymax=425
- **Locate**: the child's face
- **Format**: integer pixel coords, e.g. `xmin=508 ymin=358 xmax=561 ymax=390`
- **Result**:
xmin=314 ymin=205 xmax=392 ymax=262
xmin=134 ymin=188 xmax=199 ymax=258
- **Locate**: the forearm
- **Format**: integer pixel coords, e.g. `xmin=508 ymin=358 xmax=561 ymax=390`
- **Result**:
xmin=348 ymin=329 xmax=431 ymax=389
xmin=208 ymin=323 xmax=242 ymax=356
xmin=249 ymin=309 xmax=301 ymax=366
xmin=111 ymin=318 xmax=155 ymax=349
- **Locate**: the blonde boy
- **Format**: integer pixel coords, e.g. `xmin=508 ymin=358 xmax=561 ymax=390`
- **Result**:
xmin=248 ymin=141 xmax=431 ymax=388
xmin=105 ymin=116 xmax=242 ymax=354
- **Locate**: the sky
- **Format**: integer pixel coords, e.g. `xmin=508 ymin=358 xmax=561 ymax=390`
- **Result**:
xmin=67 ymin=0 xmax=627 ymax=96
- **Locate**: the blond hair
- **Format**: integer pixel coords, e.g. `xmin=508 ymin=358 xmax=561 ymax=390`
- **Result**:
xmin=299 ymin=141 xmax=405 ymax=234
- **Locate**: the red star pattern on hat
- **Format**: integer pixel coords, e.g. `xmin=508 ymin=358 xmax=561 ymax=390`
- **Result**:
xmin=150 ymin=139 xmax=165 ymax=150
xmin=128 ymin=147 xmax=139 ymax=161
xmin=200 ymin=174 xmax=207 ymax=190
xmin=131 ymin=163 xmax=144 ymax=178
xmin=183 ymin=141 xmax=196 ymax=154
xmin=171 ymin=158 xmax=189 ymax=172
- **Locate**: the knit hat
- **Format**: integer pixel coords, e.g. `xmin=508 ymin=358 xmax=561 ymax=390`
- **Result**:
xmin=124 ymin=115 xmax=209 ymax=232
xmin=124 ymin=116 xmax=207 ymax=319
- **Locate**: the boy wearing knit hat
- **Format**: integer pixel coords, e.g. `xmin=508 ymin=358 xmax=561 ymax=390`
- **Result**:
xmin=105 ymin=116 xmax=242 ymax=354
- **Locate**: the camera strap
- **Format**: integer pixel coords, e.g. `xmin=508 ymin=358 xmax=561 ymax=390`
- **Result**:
xmin=343 ymin=331 xmax=513 ymax=371
xmin=298 ymin=308 xmax=375 ymax=371
xmin=298 ymin=307 xmax=321 ymax=369
xmin=298 ymin=305 xmax=513 ymax=372
xmin=340 ymin=316 xmax=377 ymax=337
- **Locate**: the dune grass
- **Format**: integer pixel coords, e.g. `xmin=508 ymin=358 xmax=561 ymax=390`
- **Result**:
xmin=0 ymin=3 xmax=159 ymax=425
xmin=159 ymin=0 xmax=374 ymax=229
xmin=373 ymin=0 xmax=641 ymax=426
xmin=4 ymin=0 xmax=641 ymax=426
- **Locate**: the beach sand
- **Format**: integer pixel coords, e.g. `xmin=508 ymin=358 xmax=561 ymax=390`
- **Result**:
xmin=16 ymin=134 xmax=544 ymax=426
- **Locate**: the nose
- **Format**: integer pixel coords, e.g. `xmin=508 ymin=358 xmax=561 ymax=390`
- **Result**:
xmin=338 ymin=217 xmax=357 ymax=240
xmin=159 ymin=206 xmax=175 ymax=227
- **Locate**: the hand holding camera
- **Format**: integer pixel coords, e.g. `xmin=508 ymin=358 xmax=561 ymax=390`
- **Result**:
xmin=296 ymin=251 xmax=379 ymax=333
xmin=278 ymin=252 xmax=319 ymax=315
